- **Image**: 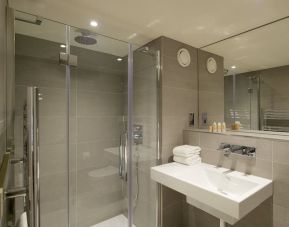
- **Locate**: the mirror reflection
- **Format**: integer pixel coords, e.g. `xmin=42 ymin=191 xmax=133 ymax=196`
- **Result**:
xmin=202 ymin=17 xmax=289 ymax=133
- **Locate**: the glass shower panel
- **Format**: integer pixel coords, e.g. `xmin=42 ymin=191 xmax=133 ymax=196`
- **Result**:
xmin=260 ymin=69 xmax=289 ymax=132
xmin=229 ymin=74 xmax=259 ymax=130
xmin=68 ymin=27 xmax=130 ymax=227
xmin=14 ymin=12 xmax=68 ymax=227
xmin=132 ymin=47 xmax=160 ymax=227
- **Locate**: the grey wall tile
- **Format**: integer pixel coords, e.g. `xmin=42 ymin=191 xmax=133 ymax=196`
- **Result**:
xmin=273 ymin=141 xmax=289 ymax=165
xmin=163 ymin=86 xmax=198 ymax=117
xmin=273 ymin=204 xmax=289 ymax=227
xmin=273 ymin=162 xmax=289 ymax=209
xmin=183 ymin=131 xmax=200 ymax=145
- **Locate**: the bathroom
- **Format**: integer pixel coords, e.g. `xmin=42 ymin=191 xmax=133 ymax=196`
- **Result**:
xmin=0 ymin=0 xmax=289 ymax=227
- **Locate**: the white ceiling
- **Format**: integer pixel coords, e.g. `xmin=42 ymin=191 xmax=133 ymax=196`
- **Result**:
xmin=10 ymin=0 xmax=289 ymax=72
xmin=15 ymin=11 xmax=130 ymax=57
xmin=9 ymin=0 xmax=289 ymax=47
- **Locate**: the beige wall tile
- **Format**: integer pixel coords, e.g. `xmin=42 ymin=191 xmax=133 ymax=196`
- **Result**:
xmin=183 ymin=131 xmax=200 ymax=145
xmin=163 ymin=86 xmax=198 ymax=117
xmin=273 ymin=204 xmax=289 ymax=227
xmin=273 ymin=141 xmax=289 ymax=165
xmin=273 ymin=162 xmax=289 ymax=209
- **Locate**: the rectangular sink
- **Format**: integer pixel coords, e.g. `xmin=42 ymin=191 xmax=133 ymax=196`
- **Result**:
xmin=151 ymin=162 xmax=272 ymax=224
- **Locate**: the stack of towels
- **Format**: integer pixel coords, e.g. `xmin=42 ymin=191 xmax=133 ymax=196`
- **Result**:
xmin=173 ymin=145 xmax=202 ymax=165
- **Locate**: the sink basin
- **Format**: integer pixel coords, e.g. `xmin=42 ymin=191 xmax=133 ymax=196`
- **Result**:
xmin=151 ymin=162 xmax=272 ymax=224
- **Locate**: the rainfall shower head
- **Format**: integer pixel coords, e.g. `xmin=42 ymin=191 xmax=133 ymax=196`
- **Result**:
xmin=74 ymin=30 xmax=97 ymax=45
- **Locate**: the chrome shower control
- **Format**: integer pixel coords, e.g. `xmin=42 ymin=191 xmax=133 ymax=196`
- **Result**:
xmin=133 ymin=125 xmax=143 ymax=145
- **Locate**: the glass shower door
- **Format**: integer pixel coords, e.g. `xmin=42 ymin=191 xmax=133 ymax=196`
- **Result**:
xmin=132 ymin=47 xmax=160 ymax=227
xmin=14 ymin=12 xmax=69 ymax=227
xmin=68 ymin=27 xmax=131 ymax=227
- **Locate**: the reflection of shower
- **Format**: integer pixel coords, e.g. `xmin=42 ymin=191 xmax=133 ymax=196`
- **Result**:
xmin=74 ymin=29 xmax=97 ymax=45
xmin=137 ymin=46 xmax=155 ymax=56
xmin=15 ymin=16 xmax=42 ymax=25
xmin=138 ymin=46 xmax=149 ymax=53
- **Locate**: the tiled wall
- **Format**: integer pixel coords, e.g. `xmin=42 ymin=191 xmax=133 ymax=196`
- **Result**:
xmin=0 ymin=0 xmax=7 ymax=162
xmin=184 ymin=129 xmax=289 ymax=227
xmin=198 ymin=49 xmax=224 ymax=128
xmin=146 ymin=36 xmax=199 ymax=227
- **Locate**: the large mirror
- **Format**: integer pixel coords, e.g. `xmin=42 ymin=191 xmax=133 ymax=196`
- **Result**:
xmin=201 ymin=17 xmax=289 ymax=133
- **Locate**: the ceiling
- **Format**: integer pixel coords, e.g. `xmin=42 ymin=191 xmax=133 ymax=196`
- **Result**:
xmin=203 ymin=17 xmax=289 ymax=75
xmin=15 ymin=11 xmax=130 ymax=57
xmin=9 ymin=0 xmax=289 ymax=48
xmin=10 ymin=0 xmax=289 ymax=73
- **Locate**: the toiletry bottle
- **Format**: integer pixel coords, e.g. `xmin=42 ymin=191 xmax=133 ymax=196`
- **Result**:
xmin=217 ymin=122 xmax=222 ymax=132
xmin=222 ymin=122 xmax=226 ymax=132
xmin=208 ymin=125 xmax=213 ymax=132
xmin=212 ymin=122 xmax=217 ymax=133
xmin=235 ymin=121 xmax=241 ymax=130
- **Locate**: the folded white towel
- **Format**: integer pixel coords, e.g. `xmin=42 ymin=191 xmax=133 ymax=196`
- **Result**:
xmin=173 ymin=145 xmax=201 ymax=157
xmin=173 ymin=156 xmax=201 ymax=166
xmin=17 ymin=212 xmax=28 ymax=227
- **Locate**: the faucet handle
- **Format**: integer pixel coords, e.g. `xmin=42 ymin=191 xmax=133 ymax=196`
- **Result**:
xmin=217 ymin=143 xmax=230 ymax=150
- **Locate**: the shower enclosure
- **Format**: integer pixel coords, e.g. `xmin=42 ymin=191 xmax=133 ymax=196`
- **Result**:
xmin=13 ymin=10 xmax=160 ymax=227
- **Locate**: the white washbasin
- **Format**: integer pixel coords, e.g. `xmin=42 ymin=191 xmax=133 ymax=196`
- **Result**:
xmin=151 ymin=162 xmax=272 ymax=224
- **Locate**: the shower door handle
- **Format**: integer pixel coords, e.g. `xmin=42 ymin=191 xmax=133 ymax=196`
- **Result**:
xmin=119 ymin=132 xmax=128 ymax=181
xmin=26 ymin=87 xmax=40 ymax=227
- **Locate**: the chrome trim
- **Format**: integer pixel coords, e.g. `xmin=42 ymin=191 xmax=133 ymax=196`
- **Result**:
xmin=26 ymin=87 xmax=40 ymax=227
xmin=127 ymin=43 xmax=134 ymax=227
xmin=155 ymin=49 xmax=162 ymax=227
xmin=65 ymin=25 xmax=71 ymax=227
xmin=0 ymin=153 xmax=11 ymax=224
xmin=59 ymin=52 xmax=78 ymax=67
xmin=5 ymin=187 xmax=26 ymax=199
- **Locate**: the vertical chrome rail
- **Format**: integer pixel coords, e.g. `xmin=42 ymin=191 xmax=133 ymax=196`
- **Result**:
xmin=65 ymin=25 xmax=71 ymax=227
xmin=127 ymin=44 xmax=133 ymax=227
xmin=26 ymin=87 xmax=40 ymax=227
xmin=155 ymin=50 xmax=163 ymax=227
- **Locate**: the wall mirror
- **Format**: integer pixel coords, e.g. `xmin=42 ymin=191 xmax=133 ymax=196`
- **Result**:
xmin=201 ymin=16 xmax=289 ymax=133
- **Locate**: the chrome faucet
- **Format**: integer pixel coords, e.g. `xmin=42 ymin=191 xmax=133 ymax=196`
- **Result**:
xmin=217 ymin=143 xmax=256 ymax=157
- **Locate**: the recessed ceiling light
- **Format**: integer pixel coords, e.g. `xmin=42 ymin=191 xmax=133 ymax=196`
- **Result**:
xmin=60 ymin=44 xmax=66 ymax=48
xmin=231 ymin=65 xmax=236 ymax=69
xmin=117 ymin=58 xmax=122 ymax=62
xmin=90 ymin=20 xmax=98 ymax=27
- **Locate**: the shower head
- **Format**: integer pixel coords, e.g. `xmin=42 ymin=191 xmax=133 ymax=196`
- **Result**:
xmin=74 ymin=29 xmax=97 ymax=45
xmin=138 ymin=46 xmax=149 ymax=53
xmin=136 ymin=46 xmax=156 ymax=56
